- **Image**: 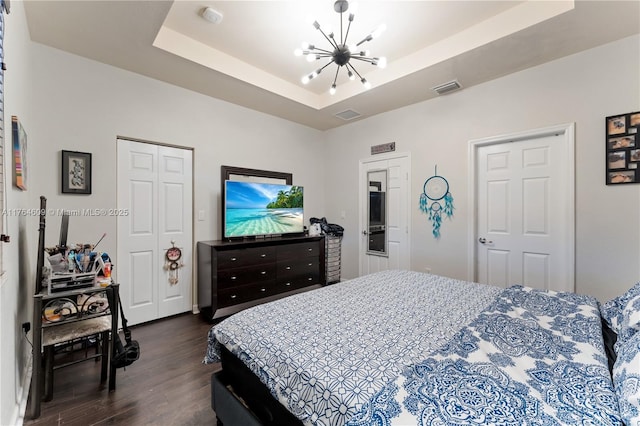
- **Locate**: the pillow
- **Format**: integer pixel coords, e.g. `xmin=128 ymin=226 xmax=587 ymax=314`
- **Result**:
xmin=601 ymin=282 xmax=640 ymax=333
xmin=612 ymin=331 xmax=640 ymax=425
xmin=618 ymin=294 xmax=640 ymax=346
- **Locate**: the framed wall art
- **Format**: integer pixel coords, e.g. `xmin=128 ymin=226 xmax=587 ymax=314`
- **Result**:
xmin=61 ymin=150 xmax=92 ymax=194
xmin=11 ymin=116 xmax=27 ymax=190
xmin=606 ymin=111 xmax=640 ymax=184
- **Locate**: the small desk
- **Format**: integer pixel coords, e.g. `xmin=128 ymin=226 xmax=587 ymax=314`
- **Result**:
xmin=31 ymin=283 xmax=119 ymax=419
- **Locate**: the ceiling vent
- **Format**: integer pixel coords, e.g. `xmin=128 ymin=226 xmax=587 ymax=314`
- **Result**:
xmin=432 ymin=79 xmax=462 ymax=96
xmin=335 ymin=109 xmax=362 ymax=121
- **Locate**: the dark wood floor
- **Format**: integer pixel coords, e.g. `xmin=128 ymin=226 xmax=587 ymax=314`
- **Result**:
xmin=24 ymin=313 xmax=221 ymax=426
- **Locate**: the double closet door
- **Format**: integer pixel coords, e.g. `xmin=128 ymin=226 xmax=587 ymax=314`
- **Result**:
xmin=117 ymin=139 xmax=193 ymax=325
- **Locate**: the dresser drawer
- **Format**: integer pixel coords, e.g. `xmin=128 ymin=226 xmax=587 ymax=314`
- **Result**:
xmin=217 ymin=247 xmax=276 ymax=269
xmin=277 ymin=272 xmax=320 ymax=291
xmin=277 ymin=241 xmax=321 ymax=260
xmin=218 ymin=264 xmax=277 ymax=289
xmin=277 ymin=257 xmax=320 ymax=279
xmin=218 ymin=282 xmax=277 ymax=307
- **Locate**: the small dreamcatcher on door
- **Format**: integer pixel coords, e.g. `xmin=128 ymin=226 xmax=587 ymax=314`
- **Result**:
xmin=419 ymin=166 xmax=454 ymax=238
xmin=164 ymin=241 xmax=184 ymax=285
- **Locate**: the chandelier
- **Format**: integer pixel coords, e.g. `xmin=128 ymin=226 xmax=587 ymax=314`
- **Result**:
xmin=294 ymin=0 xmax=387 ymax=95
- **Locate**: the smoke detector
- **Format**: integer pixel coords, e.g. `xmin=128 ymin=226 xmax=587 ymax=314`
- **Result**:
xmin=201 ymin=7 xmax=223 ymax=24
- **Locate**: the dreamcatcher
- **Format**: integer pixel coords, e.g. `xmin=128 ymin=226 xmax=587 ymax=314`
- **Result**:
xmin=419 ymin=166 xmax=454 ymax=238
xmin=163 ymin=241 xmax=184 ymax=285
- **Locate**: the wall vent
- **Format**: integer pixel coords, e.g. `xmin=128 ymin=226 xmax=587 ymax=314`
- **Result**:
xmin=335 ymin=109 xmax=362 ymax=121
xmin=432 ymin=80 xmax=462 ymax=95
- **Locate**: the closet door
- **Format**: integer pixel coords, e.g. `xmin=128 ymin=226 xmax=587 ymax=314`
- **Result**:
xmin=117 ymin=139 xmax=193 ymax=325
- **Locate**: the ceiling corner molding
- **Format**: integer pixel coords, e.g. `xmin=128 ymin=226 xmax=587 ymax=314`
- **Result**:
xmin=153 ymin=25 xmax=323 ymax=109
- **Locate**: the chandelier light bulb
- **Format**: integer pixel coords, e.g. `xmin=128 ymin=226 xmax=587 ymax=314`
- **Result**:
xmin=294 ymin=48 xmax=303 ymax=57
xmin=301 ymin=75 xmax=310 ymax=84
xmin=348 ymin=70 xmax=355 ymax=80
xmin=372 ymin=23 xmax=386 ymax=39
xmin=307 ymin=54 xmax=316 ymax=62
xmin=301 ymin=41 xmax=310 ymax=49
xmin=330 ymin=84 xmax=337 ymax=95
xmin=362 ymin=78 xmax=371 ymax=89
xmin=376 ymin=57 xmax=387 ymax=68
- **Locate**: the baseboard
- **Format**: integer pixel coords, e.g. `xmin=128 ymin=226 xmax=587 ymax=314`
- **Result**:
xmin=13 ymin=350 xmax=32 ymax=426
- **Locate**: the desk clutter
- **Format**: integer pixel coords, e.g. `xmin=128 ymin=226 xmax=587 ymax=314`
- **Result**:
xmin=43 ymin=244 xmax=113 ymax=294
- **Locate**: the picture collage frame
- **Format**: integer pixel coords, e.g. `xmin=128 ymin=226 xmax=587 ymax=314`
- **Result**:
xmin=606 ymin=111 xmax=640 ymax=185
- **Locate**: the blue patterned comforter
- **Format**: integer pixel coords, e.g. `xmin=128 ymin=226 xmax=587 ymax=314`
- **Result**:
xmin=347 ymin=285 xmax=622 ymax=426
xmin=205 ymin=272 xmax=621 ymax=425
xmin=204 ymin=270 xmax=501 ymax=425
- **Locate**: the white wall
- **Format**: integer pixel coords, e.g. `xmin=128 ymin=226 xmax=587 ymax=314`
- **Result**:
xmin=324 ymin=34 xmax=640 ymax=303
xmin=1 ymin=1 xmax=38 ymax=424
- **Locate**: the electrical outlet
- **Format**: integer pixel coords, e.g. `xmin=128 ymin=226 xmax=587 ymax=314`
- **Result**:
xmin=22 ymin=322 xmax=30 ymax=333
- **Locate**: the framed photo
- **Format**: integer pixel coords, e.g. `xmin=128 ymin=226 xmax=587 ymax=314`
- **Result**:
xmin=11 ymin=116 xmax=27 ymax=190
xmin=607 ymin=115 xmax=626 ymax=135
xmin=608 ymin=151 xmax=626 ymax=169
xmin=606 ymin=111 xmax=640 ymax=184
xmin=61 ymin=150 xmax=92 ymax=194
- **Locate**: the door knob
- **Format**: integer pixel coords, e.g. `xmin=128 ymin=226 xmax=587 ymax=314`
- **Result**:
xmin=362 ymin=230 xmax=368 ymax=235
xmin=478 ymin=237 xmax=493 ymax=244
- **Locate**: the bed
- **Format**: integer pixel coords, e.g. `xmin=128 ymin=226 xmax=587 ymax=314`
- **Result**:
xmin=204 ymin=270 xmax=640 ymax=426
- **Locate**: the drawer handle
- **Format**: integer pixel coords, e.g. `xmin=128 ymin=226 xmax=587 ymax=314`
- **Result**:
xmin=286 ymin=266 xmax=291 ymax=270
xmin=308 ymin=248 xmax=313 ymax=252
xmin=261 ymin=271 xmax=267 ymax=275
xmin=261 ymin=254 xmax=266 ymax=258
xmin=308 ymin=263 xmax=312 ymax=266
xmin=260 ymin=288 xmax=266 ymax=292
xmin=230 ymin=294 xmax=237 ymax=299
xmin=285 ymin=282 xmax=291 ymax=286
xmin=308 ymin=277 xmax=313 ymax=281
xmin=231 ymin=276 xmax=237 ymax=280
xmin=230 ymin=257 xmax=237 ymax=261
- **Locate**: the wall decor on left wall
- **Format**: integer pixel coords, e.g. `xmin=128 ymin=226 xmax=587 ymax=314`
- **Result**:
xmin=61 ymin=150 xmax=92 ymax=194
xmin=11 ymin=115 xmax=27 ymax=190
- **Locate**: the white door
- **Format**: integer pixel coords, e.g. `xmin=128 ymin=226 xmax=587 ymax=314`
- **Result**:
xmin=359 ymin=153 xmax=411 ymax=275
xmin=469 ymin=124 xmax=575 ymax=292
xmin=117 ymin=139 xmax=193 ymax=325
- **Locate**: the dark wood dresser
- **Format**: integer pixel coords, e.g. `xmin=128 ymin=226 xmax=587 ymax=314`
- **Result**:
xmin=197 ymin=235 xmax=325 ymax=321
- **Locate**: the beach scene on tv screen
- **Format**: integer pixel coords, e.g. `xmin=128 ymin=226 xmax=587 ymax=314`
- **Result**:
xmin=225 ymin=182 xmax=304 ymax=237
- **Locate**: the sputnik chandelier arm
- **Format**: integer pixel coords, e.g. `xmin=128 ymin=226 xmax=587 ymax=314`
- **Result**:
xmin=294 ymin=0 xmax=387 ymax=95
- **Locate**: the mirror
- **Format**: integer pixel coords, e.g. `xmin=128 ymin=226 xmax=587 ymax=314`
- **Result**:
xmin=367 ymin=169 xmax=387 ymax=256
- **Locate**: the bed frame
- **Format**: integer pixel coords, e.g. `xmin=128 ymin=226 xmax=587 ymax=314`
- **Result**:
xmin=212 ymin=346 xmax=303 ymax=426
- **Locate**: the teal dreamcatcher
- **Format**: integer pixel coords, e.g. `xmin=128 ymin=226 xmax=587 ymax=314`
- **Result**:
xmin=419 ymin=166 xmax=454 ymax=238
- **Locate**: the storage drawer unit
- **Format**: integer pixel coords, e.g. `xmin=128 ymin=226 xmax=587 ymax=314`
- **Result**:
xmin=197 ymin=236 xmax=325 ymax=321
xmin=325 ymin=235 xmax=342 ymax=284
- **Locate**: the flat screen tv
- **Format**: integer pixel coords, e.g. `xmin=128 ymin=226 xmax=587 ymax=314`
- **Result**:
xmin=224 ymin=180 xmax=304 ymax=238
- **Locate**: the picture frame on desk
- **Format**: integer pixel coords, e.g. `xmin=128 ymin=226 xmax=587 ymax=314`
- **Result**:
xmin=61 ymin=150 xmax=92 ymax=194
